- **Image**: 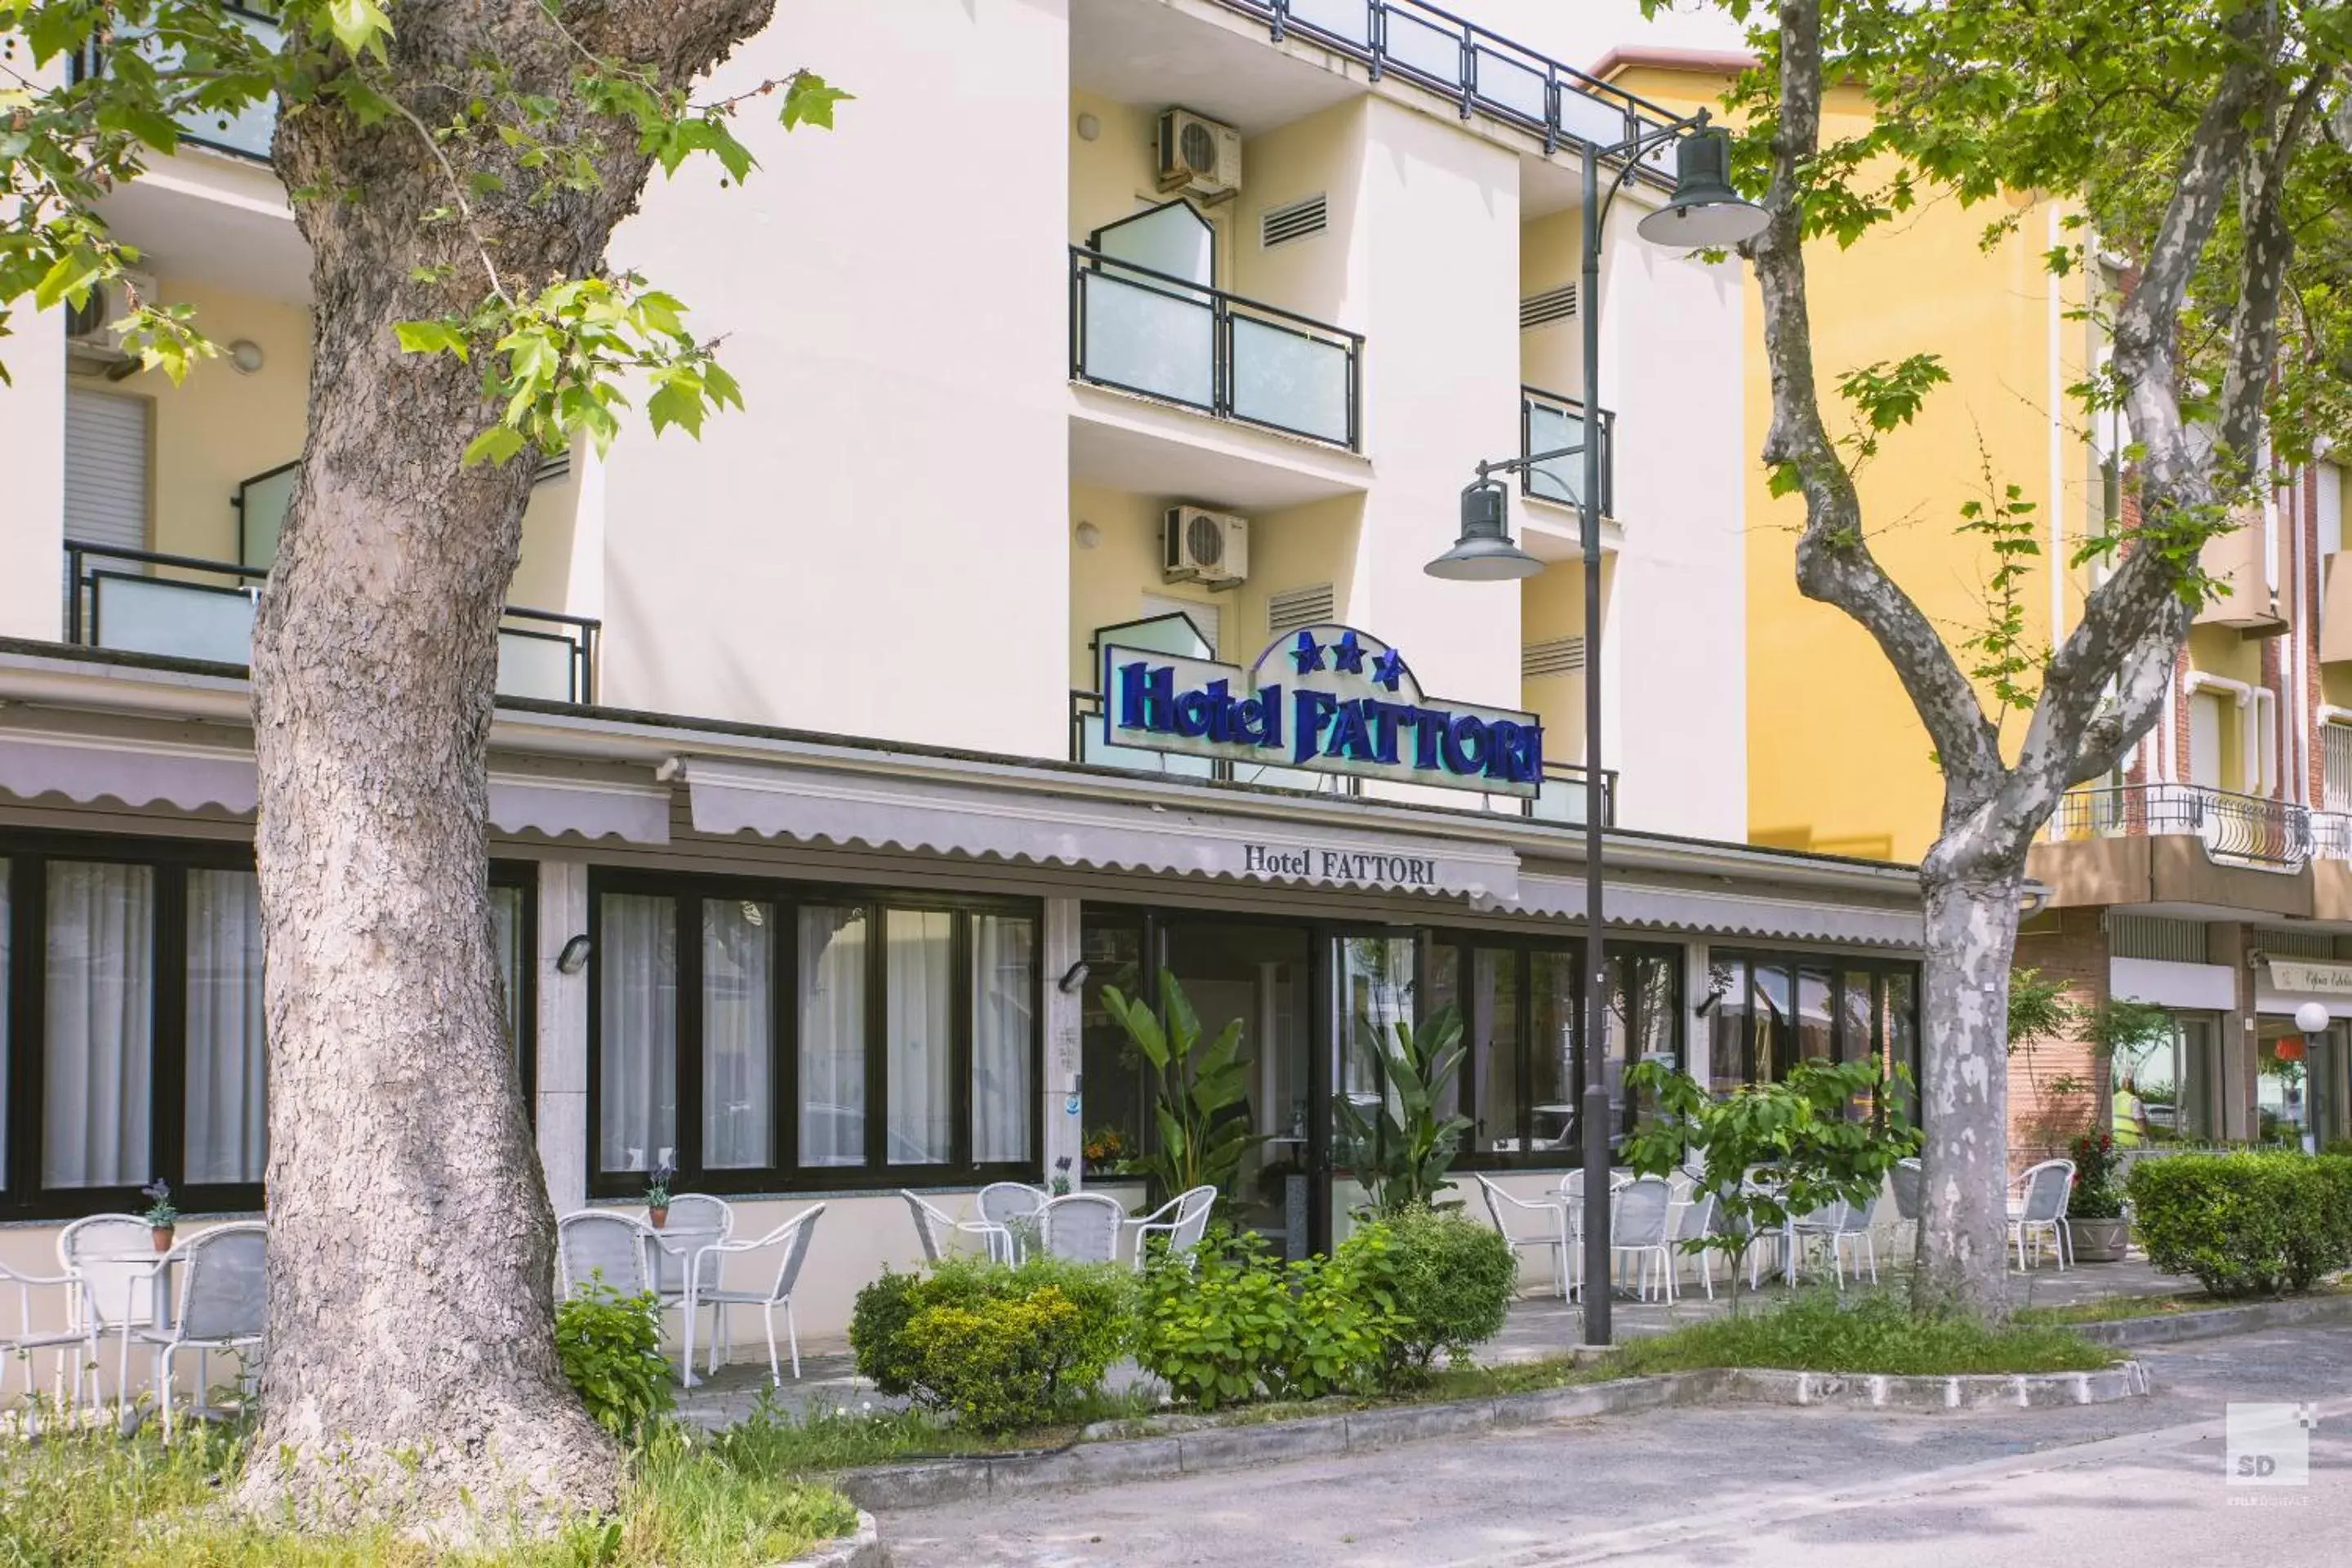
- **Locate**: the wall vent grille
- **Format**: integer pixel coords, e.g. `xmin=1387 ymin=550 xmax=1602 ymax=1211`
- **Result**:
xmin=1522 ymin=635 xmax=1585 ymax=678
xmin=1268 ymin=582 xmax=1336 ymax=634
xmin=2107 ymin=914 xmax=2208 ymax=964
xmin=2256 ymin=927 xmax=2338 ymax=960
xmin=1521 ymin=283 xmax=1579 ymax=330
xmin=1261 ymin=194 xmax=1328 ymax=247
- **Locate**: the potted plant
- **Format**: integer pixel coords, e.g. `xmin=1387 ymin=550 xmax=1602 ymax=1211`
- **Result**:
xmin=2068 ymin=1129 xmax=2129 ymax=1262
xmin=1049 ymin=1155 xmax=1074 ymax=1197
xmin=140 ymin=1180 xmax=178 ymax=1252
xmin=644 ymin=1161 xmax=674 ymax=1229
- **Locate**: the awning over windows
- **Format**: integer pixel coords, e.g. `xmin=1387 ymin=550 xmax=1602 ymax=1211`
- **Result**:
xmin=0 ymin=725 xmax=670 ymax=843
xmin=676 ymin=757 xmax=1522 ymax=902
xmin=1512 ymin=871 xmax=1922 ymax=949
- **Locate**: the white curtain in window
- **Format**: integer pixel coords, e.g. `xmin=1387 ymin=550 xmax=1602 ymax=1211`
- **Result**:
xmin=599 ymin=894 xmax=675 ymax=1174
xmin=703 ymin=900 xmax=773 ymax=1169
xmin=798 ymin=906 xmax=866 ymax=1168
xmin=970 ymin=915 xmax=1034 ymax=1163
xmin=184 ymin=868 xmax=266 ymax=1184
xmin=0 ymin=861 xmax=9 ymax=1189
xmin=44 ymin=862 xmax=154 ymax=1189
xmin=886 ymin=910 xmax=954 ymax=1165
xmin=491 ymin=885 xmax=526 ymax=1069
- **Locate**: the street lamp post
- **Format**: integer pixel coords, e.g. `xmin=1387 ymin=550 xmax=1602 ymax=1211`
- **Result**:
xmin=1426 ymin=116 xmax=1765 ymax=1348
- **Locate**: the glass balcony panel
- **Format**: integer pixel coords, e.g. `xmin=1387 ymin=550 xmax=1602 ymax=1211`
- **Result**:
xmin=1530 ymin=775 xmax=1588 ymax=826
xmin=1284 ymin=0 xmax=1373 ymax=46
xmin=91 ymin=575 xmax=256 ymax=665
xmin=1079 ymin=725 xmax=1217 ymax=779
xmin=238 ymin=463 xmax=298 ymax=569
xmin=1093 ymin=201 xmax=1215 ymax=287
xmin=1229 ymin=315 xmax=1350 ymax=445
xmin=1079 ymin=269 xmax=1216 ymax=412
xmin=1383 ymin=7 xmax=1463 ymax=86
xmin=1473 ymin=47 xmax=1548 ymax=122
xmin=100 ymin=9 xmax=285 ymax=162
xmin=497 ymin=629 xmax=577 ymax=702
xmin=1554 ymin=90 xmax=1635 ymax=152
xmin=1526 ymin=399 xmax=1587 ymax=507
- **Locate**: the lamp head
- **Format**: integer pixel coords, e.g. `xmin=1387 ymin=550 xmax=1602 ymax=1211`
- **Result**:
xmin=1636 ymin=127 xmax=1770 ymax=248
xmin=2296 ymin=1000 xmax=2331 ymax=1036
xmin=1425 ymin=479 xmax=1544 ymax=581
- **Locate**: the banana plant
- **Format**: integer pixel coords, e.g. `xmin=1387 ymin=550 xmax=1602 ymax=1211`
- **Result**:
xmin=1334 ymin=1004 xmax=1471 ymax=1218
xmin=1098 ymin=971 xmax=1266 ymax=1208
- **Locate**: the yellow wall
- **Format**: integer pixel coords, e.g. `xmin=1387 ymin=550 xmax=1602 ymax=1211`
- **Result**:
xmin=1613 ymin=64 xmax=2093 ymax=864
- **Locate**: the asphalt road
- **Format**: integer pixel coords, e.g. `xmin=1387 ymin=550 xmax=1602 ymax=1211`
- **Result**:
xmin=878 ymin=1325 xmax=2352 ymax=1568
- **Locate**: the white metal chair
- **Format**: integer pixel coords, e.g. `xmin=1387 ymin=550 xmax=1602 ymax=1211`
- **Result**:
xmin=975 ymin=1181 xmax=1048 ymax=1263
xmin=1477 ymin=1174 xmax=1570 ymax=1299
xmin=1671 ymin=1188 xmax=1719 ymax=1301
xmin=60 ymin=1214 xmax=159 ymax=1410
xmin=650 ymin=1193 xmax=733 ymax=1303
xmin=1891 ymin=1156 xmax=1924 ymax=1257
xmin=696 ymin=1204 xmax=825 ymax=1384
xmin=133 ymin=1223 xmax=266 ymax=1442
xmin=1612 ymin=1176 xmax=1678 ymax=1303
xmin=2008 ymin=1159 xmax=2076 ymax=1271
xmin=1129 ymin=1185 xmax=1217 ymax=1272
xmin=1732 ymin=1174 xmax=1792 ymax=1289
xmin=1041 ymin=1192 xmax=1125 ymax=1263
xmin=1 ymin=1258 xmax=92 ymax=1431
xmin=556 ymin=1211 xmax=656 ymax=1300
xmin=901 ymin=1190 xmax=1000 ymax=1263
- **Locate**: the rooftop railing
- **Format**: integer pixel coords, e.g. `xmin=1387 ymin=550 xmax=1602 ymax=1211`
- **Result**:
xmin=64 ymin=543 xmax=599 ymax=705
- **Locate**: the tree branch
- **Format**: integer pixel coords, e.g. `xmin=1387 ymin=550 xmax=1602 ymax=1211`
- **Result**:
xmin=1755 ymin=0 xmax=2005 ymax=805
xmin=2218 ymin=61 xmax=2330 ymax=465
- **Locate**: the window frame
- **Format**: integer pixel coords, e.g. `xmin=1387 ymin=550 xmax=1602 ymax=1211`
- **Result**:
xmin=1707 ymin=947 xmax=1922 ymax=1120
xmin=0 ymin=830 xmax=540 ymax=1222
xmin=583 ymin=868 xmax=1043 ymax=1200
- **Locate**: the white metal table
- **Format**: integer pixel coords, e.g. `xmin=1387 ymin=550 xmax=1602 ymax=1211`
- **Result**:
xmin=644 ymin=1224 xmax=725 ymax=1387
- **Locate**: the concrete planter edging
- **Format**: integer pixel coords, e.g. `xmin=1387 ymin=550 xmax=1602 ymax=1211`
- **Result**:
xmin=837 ymin=1360 xmax=2145 ymax=1512
xmin=782 ymin=1509 xmax=886 ymax=1567
xmin=2073 ymin=1291 xmax=2352 ymax=1348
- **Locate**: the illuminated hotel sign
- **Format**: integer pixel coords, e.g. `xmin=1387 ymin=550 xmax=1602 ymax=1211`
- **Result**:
xmin=1100 ymin=624 xmax=1544 ymax=798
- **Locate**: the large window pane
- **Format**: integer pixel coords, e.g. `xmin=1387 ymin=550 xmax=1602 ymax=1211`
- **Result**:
xmin=1470 ymin=948 xmax=1521 ymax=1152
xmin=1426 ymin=942 xmax=1463 ymax=1125
xmin=1707 ymin=958 xmax=1750 ymax=1094
xmin=491 ymin=884 xmax=526 ymax=1069
xmin=599 ymin=894 xmax=675 ymax=1174
xmin=886 ymin=910 xmax=955 ymax=1165
xmin=1607 ymin=952 xmax=1680 ymax=1137
xmin=1753 ymin=966 xmax=1793 ymax=1084
xmin=1796 ymin=968 xmax=1835 ymax=1069
xmin=703 ymin=900 xmax=773 ymax=1170
xmin=185 ymin=868 xmax=265 ymax=1184
xmin=970 ymin=914 xmax=1034 ymax=1164
xmin=1528 ymin=951 xmax=1576 ymax=1152
xmin=798 ymin=906 xmax=867 ymax=1168
xmin=44 ymin=862 xmax=154 ymax=1189
xmin=0 ymin=861 xmax=8 ymax=1189
xmin=1077 ymin=911 xmax=1145 ymax=1178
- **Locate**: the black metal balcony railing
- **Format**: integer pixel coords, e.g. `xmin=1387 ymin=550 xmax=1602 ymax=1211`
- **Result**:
xmin=1224 ymin=0 xmax=1683 ymax=179
xmin=1070 ymin=247 xmax=1364 ymax=451
xmin=2053 ymin=782 xmax=2310 ymax=871
xmin=64 ymin=543 xmax=600 ymax=705
xmin=1521 ymin=385 xmax=1614 ymax=516
xmin=1069 ymin=689 xmax=1615 ymax=824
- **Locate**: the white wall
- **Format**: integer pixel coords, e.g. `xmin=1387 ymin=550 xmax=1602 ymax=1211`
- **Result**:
xmin=1593 ymin=209 xmax=1748 ymax=839
xmin=599 ymin=0 xmax=1072 ymax=755
xmin=0 ymin=310 xmax=65 ymax=641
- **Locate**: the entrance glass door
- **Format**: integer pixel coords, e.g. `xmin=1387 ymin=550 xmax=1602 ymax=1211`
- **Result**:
xmin=1330 ymin=933 xmax=1419 ymax=1246
xmin=1161 ymin=920 xmax=1312 ymax=1258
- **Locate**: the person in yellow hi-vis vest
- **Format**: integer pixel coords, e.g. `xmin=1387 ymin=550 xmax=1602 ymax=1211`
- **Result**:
xmin=2112 ymin=1075 xmax=2149 ymax=1148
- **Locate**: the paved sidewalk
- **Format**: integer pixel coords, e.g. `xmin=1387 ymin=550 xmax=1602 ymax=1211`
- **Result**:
xmin=675 ymin=1253 xmax=2203 ymax=1428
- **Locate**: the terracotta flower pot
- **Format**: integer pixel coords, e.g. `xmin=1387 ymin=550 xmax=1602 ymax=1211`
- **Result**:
xmin=648 ymin=1206 xmax=668 ymax=1230
xmin=151 ymin=1226 xmax=175 ymax=1253
xmin=2070 ymin=1216 xmax=2129 ymax=1263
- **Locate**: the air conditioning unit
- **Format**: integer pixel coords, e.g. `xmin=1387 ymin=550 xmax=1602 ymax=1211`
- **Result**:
xmin=1164 ymin=505 xmax=1250 ymax=588
xmin=64 ymin=270 xmax=157 ymax=369
xmin=1157 ymin=108 xmax=1242 ymax=202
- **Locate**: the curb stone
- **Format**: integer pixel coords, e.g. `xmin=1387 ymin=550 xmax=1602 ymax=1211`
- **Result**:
xmin=784 ymin=1509 xmax=886 ymax=1567
xmin=2074 ymin=1292 xmax=2352 ymax=1348
xmin=837 ymin=1360 xmax=2143 ymax=1512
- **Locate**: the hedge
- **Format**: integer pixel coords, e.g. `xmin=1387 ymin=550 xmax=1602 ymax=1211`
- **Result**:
xmin=2126 ymin=1152 xmax=2352 ymax=1297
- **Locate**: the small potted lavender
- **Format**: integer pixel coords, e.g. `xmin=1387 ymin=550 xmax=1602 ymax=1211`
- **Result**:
xmin=140 ymin=1180 xmax=179 ymax=1252
xmin=1049 ymin=1155 xmax=1074 ymax=1197
xmin=644 ymin=1161 xmax=675 ymax=1229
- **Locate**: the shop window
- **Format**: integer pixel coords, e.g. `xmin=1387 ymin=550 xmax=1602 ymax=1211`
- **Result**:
xmin=183 ymin=869 xmax=265 ymax=1185
xmin=885 ymin=910 xmax=956 ymax=1166
xmin=598 ymin=893 xmax=678 ymax=1175
xmin=1709 ymin=950 xmax=1923 ymax=1116
xmin=1076 ymin=911 xmax=1146 ymax=1178
xmin=797 ymin=906 xmax=868 ymax=1169
xmin=702 ymin=900 xmax=774 ymax=1170
xmin=43 ymin=862 xmax=155 ymax=1191
xmin=1705 ymin=957 xmax=1748 ymax=1097
xmin=971 ymin=915 xmax=1035 ymax=1165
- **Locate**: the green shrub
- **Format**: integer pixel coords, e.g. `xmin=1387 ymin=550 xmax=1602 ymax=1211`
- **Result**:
xmin=2127 ymin=1152 xmax=2352 ymax=1296
xmin=555 ymin=1279 xmax=675 ymax=1441
xmin=849 ymin=1254 xmax=1134 ymax=1430
xmin=1335 ymin=1207 xmax=1517 ymax=1388
xmin=1135 ymin=1236 xmax=1396 ymax=1410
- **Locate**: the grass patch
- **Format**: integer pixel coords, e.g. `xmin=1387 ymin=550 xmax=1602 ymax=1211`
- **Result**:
xmin=707 ymin=1386 xmax=1165 ymax=1471
xmin=1601 ymin=1290 xmax=2116 ymax=1376
xmin=0 ymin=1419 xmax=856 ymax=1566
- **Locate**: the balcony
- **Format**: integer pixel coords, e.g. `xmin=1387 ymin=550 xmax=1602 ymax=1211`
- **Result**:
xmin=1069 ymin=245 xmax=1362 ymax=451
xmin=2052 ymin=782 xmax=2307 ymax=871
xmin=1521 ymin=385 xmax=1613 ymax=515
xmin=1067 ymin=689 xmax=1614 ymax=822
xmin=74 ymin=5 xmax=284 ymax=163
xmin=65 ymin=544 xmax=599 ymax=704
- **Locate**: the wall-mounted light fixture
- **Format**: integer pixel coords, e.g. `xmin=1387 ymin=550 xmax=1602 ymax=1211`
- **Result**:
xmin=227 ymin=339 xmax=265 ymax=375
xmin=558 ymin=934 xmax=593 ymax=975
xmin=1058 ymin=960 xmax=1091 ymax=995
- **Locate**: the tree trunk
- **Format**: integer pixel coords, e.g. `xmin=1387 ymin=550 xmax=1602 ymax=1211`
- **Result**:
xmin=239 ymin=204 xmax=615 ymax=1535
xmin=1909 ymin=854 xmax=2025 ymax=1321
